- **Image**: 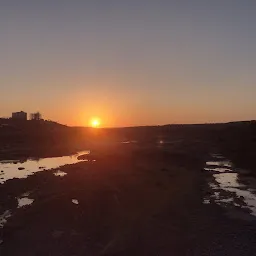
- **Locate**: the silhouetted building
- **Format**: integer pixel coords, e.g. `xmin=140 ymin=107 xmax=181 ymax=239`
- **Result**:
xmin=12 ymin=111 xmax=27 ymax=121
xmin=30 ymin=112 xmax=42 ymax=121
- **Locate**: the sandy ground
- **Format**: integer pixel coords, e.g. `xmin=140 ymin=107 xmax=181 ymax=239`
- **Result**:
xmin=1 ymin=142 xmax=256 ymax=255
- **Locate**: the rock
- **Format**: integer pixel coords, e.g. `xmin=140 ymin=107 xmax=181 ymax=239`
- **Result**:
xmin=18 ymin=167 xmax=25 ymax=170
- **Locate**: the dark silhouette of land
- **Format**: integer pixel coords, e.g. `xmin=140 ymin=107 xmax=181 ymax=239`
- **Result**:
xmin=1 ymin=118 xmax=255 ymax=171
xmin=0 ymin=119 xmax=256 ymax=255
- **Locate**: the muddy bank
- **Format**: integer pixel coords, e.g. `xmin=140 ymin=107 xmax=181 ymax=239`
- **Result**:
xmin=1 ymin=141 xmax=256 ymax=255
xmin=0 ymin=142 xmax=205 ymax=255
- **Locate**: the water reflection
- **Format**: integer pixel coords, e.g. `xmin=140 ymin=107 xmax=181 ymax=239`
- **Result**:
xmin=0 ymin=150 xmax=90 ymax=184
xmin=121 ymin=140 xmax=137 ymax=144
xmin=206 ymin=160 xmax=232 ymax=168
xmin=204 ymin=154 xmax=256 ymax=217
xmin=54 ymin=170 xmax=67 ymax=177
xmin=0 ymin=210 xmax=12 ymax=228
xmin=17 ymin=197 xmax=34 ymax=208
xmin=72 ymin=199 xmax=79 ymax=205
xmin=204 ymin=167 xmax=233 ymax=173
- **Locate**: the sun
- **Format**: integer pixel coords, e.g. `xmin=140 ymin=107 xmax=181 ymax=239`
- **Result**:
xmin=90 ymin=118 xmax=100 ymax=128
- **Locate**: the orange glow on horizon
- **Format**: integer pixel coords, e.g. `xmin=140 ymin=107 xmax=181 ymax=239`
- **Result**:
xmin=90 ymin=118 xmax=101 ymax=128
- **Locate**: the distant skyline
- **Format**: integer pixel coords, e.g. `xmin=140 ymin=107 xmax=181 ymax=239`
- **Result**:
xmin=1 ymin=1 xmax=255 ymax=127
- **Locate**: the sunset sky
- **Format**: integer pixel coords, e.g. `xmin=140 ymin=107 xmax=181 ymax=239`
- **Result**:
xmin=1 ymin=1 xmax=255 ymax=127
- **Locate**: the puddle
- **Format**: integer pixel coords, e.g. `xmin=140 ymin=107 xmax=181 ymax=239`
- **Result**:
xmin=204 ymin=154 xmax=256 ymax=217
xmin=0 ymin=193 xmax=34 ymax=239
xmin=206 ymin=160 xmax=232 ymax=168
xmin=203 ymin=199 xmax=210 ymax=204
xmin=17 ymin=197 xmax=34 ymax=208
xmin=54 ymin=170 xmax=67 ymax=177
xmin=0 ymin=150 xmax=90 ymax=184
xmin=17 ymin=192 xmax=34 ymax=208
xmin=204 ymin=167 xmax=233 ymax=173
xmin=0 ymin=210 xmax=12 ymax=228
xmin=157 ymin=140 xmax=180 ymax=146
xmin=121 ymin=140 xmax=137 ymax=144
xmin=72 ymin=199 xmax=79 ymax=205
xmin=0 ymin=210 xmax=12 ymax=243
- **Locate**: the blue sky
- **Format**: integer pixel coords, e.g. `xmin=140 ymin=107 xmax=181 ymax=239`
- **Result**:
xmin=1 ymin=1 xmax=255 ymax=126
